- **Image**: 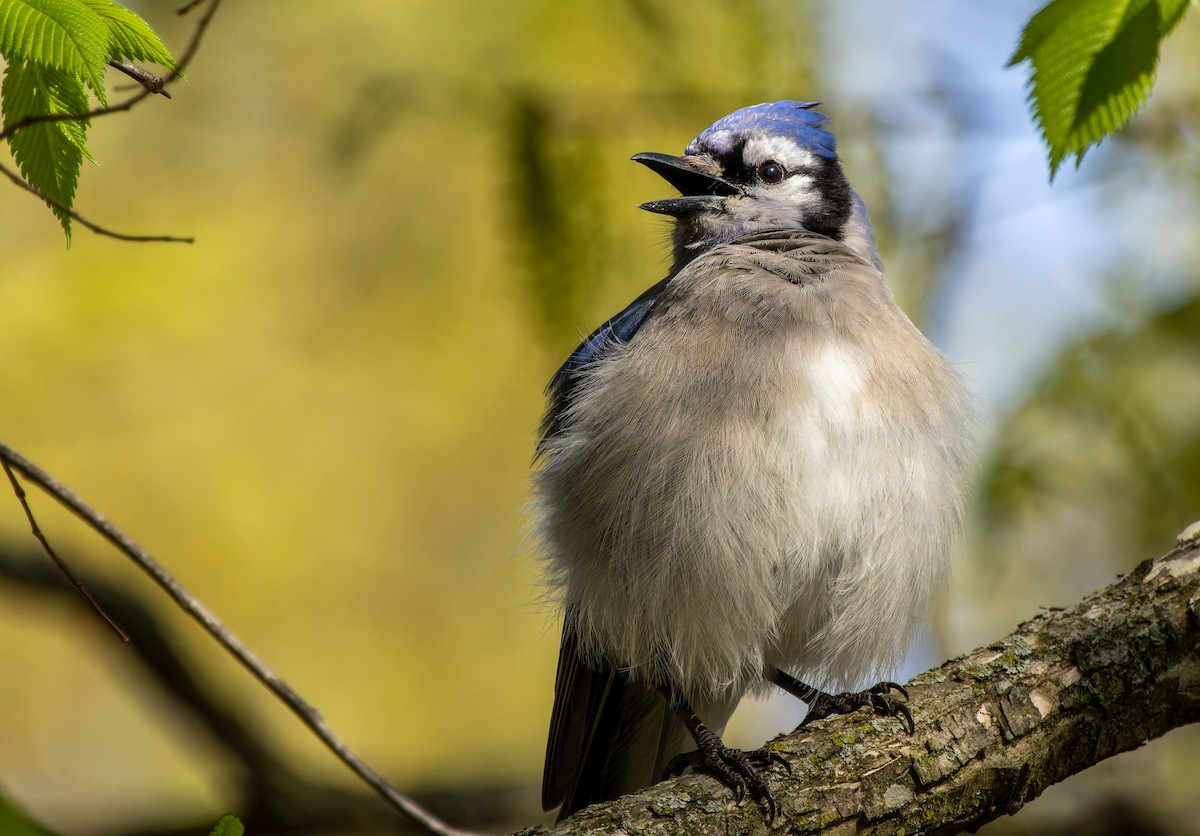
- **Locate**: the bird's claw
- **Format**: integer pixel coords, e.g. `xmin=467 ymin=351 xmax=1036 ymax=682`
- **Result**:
xmin=750 ymin=748 xmax=793 ymax=775
xmin=799 ymin=680 xmax=915 ymax=732
xmin=866 ymin=681 xmax=914 ymax=732
xmin=664 ymin=744 xmax=788 ymax=821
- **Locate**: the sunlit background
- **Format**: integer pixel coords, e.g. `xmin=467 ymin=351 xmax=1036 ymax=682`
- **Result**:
xmin=1 ymin=1 xmax=1198 ymax=833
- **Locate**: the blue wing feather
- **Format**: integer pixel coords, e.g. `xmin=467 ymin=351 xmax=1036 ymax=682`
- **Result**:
xmin=538 ymin=276 xmax=670 ymax=447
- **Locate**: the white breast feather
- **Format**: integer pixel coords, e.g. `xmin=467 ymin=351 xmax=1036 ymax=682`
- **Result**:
xmin=534 ymin=246 xmax=973 ymax=703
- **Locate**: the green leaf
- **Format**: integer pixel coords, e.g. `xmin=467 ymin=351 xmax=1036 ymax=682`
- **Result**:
xmin=79 ymin=0 xmax=179 ymax=73
xmin=1008 ymin=0 xmax=1191 ymax=178
xmin=0 ymin=0 xmax=110 ymax=103
xmin=0 ymin=794 xmax=54 ymax=836
xmin=2 ymin=58 xmax=90 ymax=242
xmin=209 ymin=814 xmax=245 ymax=836
xmin=0 ymin=1 xmax=181 ymax=243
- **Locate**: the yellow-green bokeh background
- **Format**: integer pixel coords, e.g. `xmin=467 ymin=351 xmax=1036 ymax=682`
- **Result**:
xmin=0 ymin=3 xmax=826 ymax=830
xmin=2 ymin=2 xmax=1199 ymax=833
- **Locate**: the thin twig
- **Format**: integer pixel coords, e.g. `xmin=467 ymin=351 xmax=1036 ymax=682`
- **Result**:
xmin=177 ymin=0 xmax=210 ymax=14
xmin=0 ymin=442 xmax=474 ymax=836
xmin=0 ymin=88 xmax=131 ymax=143
xmin=0 ymin=546 xmax=452 ymax=831
xmin=1 ymin=460 xmax=129 ymax=641
xmin=0 ymin=161 xmax=194 ymax=243
xmin=170 ymin=0 xmax=222 ymax=77
xmin=108 ymin=60 xmax=171 ymax=98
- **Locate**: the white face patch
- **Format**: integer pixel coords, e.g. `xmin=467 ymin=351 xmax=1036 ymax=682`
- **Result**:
xmin=739 ymin=137 xmax=823 ymax=211
xmin=773 ymin=174 xmax=820 ymax=211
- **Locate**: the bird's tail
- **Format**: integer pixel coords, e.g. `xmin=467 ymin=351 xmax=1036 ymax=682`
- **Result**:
xmin=543 ymin=631 xmax=738 ymax=819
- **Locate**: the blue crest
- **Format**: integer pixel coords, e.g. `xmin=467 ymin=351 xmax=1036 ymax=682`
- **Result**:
xmin=686 ymin=101 xmax=837 ymax=161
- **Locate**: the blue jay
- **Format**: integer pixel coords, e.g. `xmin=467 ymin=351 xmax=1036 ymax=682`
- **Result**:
xmin=534 ymin=101 xmax=975 ymax=820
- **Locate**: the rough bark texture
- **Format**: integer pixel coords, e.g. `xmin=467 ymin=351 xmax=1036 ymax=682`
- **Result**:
xmin=521 ymin=535 xmax=1200 ymax=836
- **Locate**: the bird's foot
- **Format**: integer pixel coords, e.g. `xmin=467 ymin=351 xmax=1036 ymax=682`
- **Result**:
xmin=664 ymin=733 xmax=789 ymax=821
xmin=799 ymin=680 xmax=914 ymax=732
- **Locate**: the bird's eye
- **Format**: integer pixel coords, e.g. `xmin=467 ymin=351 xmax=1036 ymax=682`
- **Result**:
xmin=756 ymin=161 xmax=785 ymax=184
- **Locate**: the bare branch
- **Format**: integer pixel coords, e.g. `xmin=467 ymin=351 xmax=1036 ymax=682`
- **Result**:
xmin=171 ymin=0 xmax=223 ymax=78
xmin=0 ymin=88 xmax=130 ymax=143
xmin=177 ymin=0 xmax=211 ymax=15
xmin=0 ymin=441 xmax=477 ymax=836
xmin=0 ymin=161 xmax=194 ymax=243
xmin=108 ymin=60 xmax=171 ymax=98
xmin=536 ymin=537 xmax=1200 ymax=835
xmin=1 ymin=460 xmax=129 ymax=640
xmin=0 ymin=545 xmax=489 ymax=832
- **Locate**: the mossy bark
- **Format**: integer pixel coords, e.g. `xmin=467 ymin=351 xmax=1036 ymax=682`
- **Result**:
xmin=524 ymin=535 xmax=1200 ymax=835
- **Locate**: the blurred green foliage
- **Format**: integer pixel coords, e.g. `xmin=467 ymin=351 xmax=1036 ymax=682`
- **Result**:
xmin=0 ymin=0 xmax=823 ymax=831
xmin=981 ymin=293 xmax=1200 ymax=572
xmin=0 ymin=1 xmax=1197 ymax=833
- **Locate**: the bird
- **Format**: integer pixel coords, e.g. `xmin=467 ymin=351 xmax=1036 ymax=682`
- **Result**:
xmin=532 ymin=100 xmax=975 ymax=821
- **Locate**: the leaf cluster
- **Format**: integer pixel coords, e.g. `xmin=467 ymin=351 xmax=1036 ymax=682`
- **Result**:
xmin=0 ymin=0 xmax=178 ymax=242
xmin=1010 ymin=0 xmax=1192 ymax=178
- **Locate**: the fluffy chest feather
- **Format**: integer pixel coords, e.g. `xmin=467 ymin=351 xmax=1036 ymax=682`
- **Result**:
xmin=535 ymin=241 xmax=973 ymax=699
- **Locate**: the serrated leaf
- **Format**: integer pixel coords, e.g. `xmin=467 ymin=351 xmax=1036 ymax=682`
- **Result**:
xmin=2 ymin=59 xmax=90 ymax=242
xmin=1009 ymin=0 xmax=1191 ymax=178
xmin=0 ymin=0 xmax=111 ymax=103
xmin=80 ymin=0 xmax=179 ymax=73
xmin=209 ymin=814 xmax=245 ymax=836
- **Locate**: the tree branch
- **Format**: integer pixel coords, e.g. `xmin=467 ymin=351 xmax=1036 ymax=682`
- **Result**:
xmin=532 ymin=535 xmax=1200 ymax=835
xmin=0 ymin=441 xmax=475 ymax=836
xmin=0 ymin=460 xmax=128 ymax=639
xmin=108 ymin=60 xmax=172 ymax=98
xmin=0 ymin=161 xmax=195 ymax=243
xmin=0 ymin=544 xmax=533 ymax=834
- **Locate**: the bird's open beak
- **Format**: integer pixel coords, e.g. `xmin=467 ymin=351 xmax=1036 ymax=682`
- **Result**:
xmin=632 ymin=152 xmax=740 ymax=217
